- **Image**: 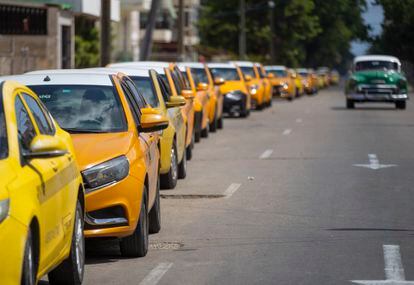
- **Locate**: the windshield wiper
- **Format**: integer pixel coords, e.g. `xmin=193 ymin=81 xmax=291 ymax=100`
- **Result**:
xmin=62 ymin=128 xmax=108 ymax=134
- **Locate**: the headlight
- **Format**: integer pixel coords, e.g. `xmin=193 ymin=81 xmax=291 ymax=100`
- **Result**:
xmin=249 ymin=84 xmax=259 ymax=95
xmin=282 ymin=83 xmax=289 ymax=89
xmin=82 ymin=156 xmax=129 ymax=192
xmin=0 ymin=199 xmax=9 ymax=223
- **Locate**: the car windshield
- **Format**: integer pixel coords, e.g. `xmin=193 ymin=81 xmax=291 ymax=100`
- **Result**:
xmin=0 ymin=90 xmax=7 ymax=160
xmin=210 ymin=68 xmax=240 ymax=81
xmin=299 ymin=72 xmax=308 ymax=77
xmin=29 ymin=85 xmax=127 ymax=133
xmin=240 ymin=67 xmax=255 ymax=78
xmin=130 ymin=76 xmax=159 ymax=107
xmin=191 ymin=68 xmax=209 ymax=84
xmin=355 ymin=60 xmax=399 ymax=72
xmin=266 ymin=69 xmax=287 ymax=77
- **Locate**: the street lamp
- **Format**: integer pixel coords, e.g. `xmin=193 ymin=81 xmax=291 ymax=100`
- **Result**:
xmin=268 ymin=0 xmax=275 ymax=64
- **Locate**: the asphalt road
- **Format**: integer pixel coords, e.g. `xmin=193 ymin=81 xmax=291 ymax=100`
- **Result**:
xmin=78 ymin=86 xmax=414 ymax=284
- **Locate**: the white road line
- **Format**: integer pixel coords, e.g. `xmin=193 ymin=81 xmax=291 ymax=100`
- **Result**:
xmin=353 ymin=154 xmax=397 ymax=170
xmin=260 ymin=149 xmax=273 ymax=159
xmin=384 ymin=245 xmax=405 ymax=281
xmin=223 ymin=183 xmax=241 ymax=198
xmin=296 ymin=118 xmax=303 ymax=123
xmin=282 ymin=129 xmax=292 ymax=135
xmin=139 ymin=263 xmax=173 ymax=285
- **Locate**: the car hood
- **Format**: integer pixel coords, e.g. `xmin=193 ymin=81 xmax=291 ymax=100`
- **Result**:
xmin=220 ymin=81 xmax=247 ymax=94
xmin=352 ymin=70 xmax=404 ymax=84
xmin=70 ymin=132 xmax=133 ymax=171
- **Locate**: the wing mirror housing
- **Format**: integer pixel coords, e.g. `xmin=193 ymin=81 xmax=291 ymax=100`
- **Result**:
xmin=140 ymin=108 xmax=169 ymax=132
xmin=181 ymin=89 xmax=194 ymax=99
xmin=267 ymin=73 xmax=275 ymax=79
xmin=166 ymin=95 xmax=187 ymax=108
xmin=196 ymin=82 xmax=209 ymax=91
xmin=245 ymin=75 xmax=252 ymax=82
xmin=214 ymin=77 xmax=225 ymax=86
xmin=23 ymin=135 xmax=67 ymax=159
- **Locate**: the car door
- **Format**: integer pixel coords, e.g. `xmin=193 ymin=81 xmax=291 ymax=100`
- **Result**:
xmin=20 ymin=91 xmax=78 ymax=241
xmin=13 ymin=93 xmax=64 ymax=268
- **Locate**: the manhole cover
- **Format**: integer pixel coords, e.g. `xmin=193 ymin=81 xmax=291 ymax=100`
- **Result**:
xmin=161 ymin=194 xmax=225 ymax=199
xmin=150 ymin=241 xmax=184 ymax=250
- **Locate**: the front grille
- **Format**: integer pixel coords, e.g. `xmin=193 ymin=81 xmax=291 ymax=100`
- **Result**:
xmin=357 ymin=85 xmax=398 ymax=95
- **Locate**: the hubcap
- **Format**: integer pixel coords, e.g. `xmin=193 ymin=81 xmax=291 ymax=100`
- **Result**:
xmin=74 ymin=207 xmax=84 ymax=277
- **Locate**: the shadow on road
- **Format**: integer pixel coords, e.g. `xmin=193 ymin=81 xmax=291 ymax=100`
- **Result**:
xmin=331 ymin=106 xmax=398 ymax=111
xmin=326 ymin=228 xmax=414 ymax=232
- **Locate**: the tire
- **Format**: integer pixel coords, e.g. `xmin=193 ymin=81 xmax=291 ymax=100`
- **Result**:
xmin=120 ymin=189 xmax=148 ymax=258
xmin=287 ymin=96 xmax=293 ymax=102
xmin=177 ymin=146 xmax=187 ymax=179
xmin=160 ymin=142 xmax=178 ymax=189
xmin=186 ymin=144 xmax=192 ymax=161
xmin=194 ymin=115 xmax=201 ymax=143
xmin=256 ymin=103 xmax=263 ymax=110
xmin=21 ymin=229 xmax=36 ymax=285
xmin=396 ymin=101 xmax=406 ymax=110
xmin=346 ymin=99 xmax=355 ymax=109
xmin=217 ymin=116 xmax=223 ymax=129
xmin=201 ymin=124 xmax=209 ymax=138
xmin=149 ymin=177 xmax=161 ymax=234
xmin=268 ymin=98 xmax=273 ymax=107
xmin=49 ymin=201 xmax=84 ymax=285
xmin=209 ymin=105 xmax=218 ymax=132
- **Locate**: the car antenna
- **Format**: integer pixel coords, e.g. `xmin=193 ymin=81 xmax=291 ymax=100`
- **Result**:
xmin=43 ymin=76 xmax=51 ymax=82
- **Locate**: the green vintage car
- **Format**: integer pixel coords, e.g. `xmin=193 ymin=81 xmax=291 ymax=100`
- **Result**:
xmin=345 ymin=55 xmax=408 ymax=109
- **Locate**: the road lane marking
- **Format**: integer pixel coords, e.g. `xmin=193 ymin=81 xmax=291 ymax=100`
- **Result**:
xmin=296 ymin=118 xmax=303 ymax=123
xmin=353 ymin=154 xmax=398 ymax=170
xmin=260 ymin=149 xmax=273 ymax=159
xmin=282 ymin=129 xmax=292 ymax=135
xmin=351 ymin=245 xmax=414 ymax=284
xmin=139 ymin=263 xmax=173 ymax=285
xmin=223 ymin=183 xmax=241 ymax=198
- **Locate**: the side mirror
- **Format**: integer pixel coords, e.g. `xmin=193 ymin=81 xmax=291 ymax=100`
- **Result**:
xmin=181 ymin=89 xmax=194 ymax=99
xmin=245 ymin=75 xmax=252 ymax=82
xmin=267 ymin=73 xmax=275 ymax=79
xmin=166 ymin=95 xmax=186 ymax=108
xmin=140 ymin=112 xmax=169 ymax=133
xmin=196 ymin=82 xmax=208 ymax=91
xmin=23 ymin=135 xmax=67 ymax=159
xmin=214 ymin=77 xmax=225 ymax=86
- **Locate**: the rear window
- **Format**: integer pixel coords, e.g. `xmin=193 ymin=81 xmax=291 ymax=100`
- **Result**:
xmin=210 ymin=68 xmax=240 ymax=81
xmin=29 ymin=85 xmax=127 ymax=133
xmin=130 ymin=76 xmax=160 ymax=108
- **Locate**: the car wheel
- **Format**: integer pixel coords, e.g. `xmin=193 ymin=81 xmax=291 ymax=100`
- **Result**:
xmin=256 ymin=103 xmax=263 ymax=110
xmin=209 ymin=105 xmax=218 ymax=132
xmin=120 ymin=189 xmax=148 ymax=257
xmin=396 ymin=101 xmax=406 ymax=110
xmin=201 ymin=123 xmax=209 ymax=138
xmin=194 ymin=115 xmax=201 ymax=143
xmin=177 ymin=146 xmax=187 ymax=179
xmin=346 ymin=99 xmax=355 ymax=109
xmin=49 ymin=201 xmax=84 ymax=285
xmin=287 ymin=96 xmax=293 ymax=102
xmin=217 ymin=116 xmax=223 ymax=129
xmin=21 ymin=229 xmax=36 ymax=285
xmin=149 ymin=177 xmax=161 ymax=234
xmin=160 ymin=142 xmax=178 ymax=189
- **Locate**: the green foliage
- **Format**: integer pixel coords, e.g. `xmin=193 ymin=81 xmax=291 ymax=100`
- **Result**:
xmin=370 ymin=0 xmax=414 ymax=65
xmin=75 ymin=18 xmax=99 ymax=68
xmin=198 ymin=0 xmax=368 ymax=69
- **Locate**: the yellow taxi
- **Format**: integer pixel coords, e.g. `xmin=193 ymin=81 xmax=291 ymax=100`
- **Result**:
xmin=288 ymin=69 xmax=304 ymax=96
xmin=264 ymin=65 xmax=295 ymax=101
xmin=177 ymin=63 xmax=210 ymax=142
xmin=208 ymin=63 xmax=251 ymax=118
xmin=0 ymin=80 xmax=85 ymax=284
xmin=330 ymin=70 xmax=340 ymax=85
xmin=14 ymin=70 xmax=168 ymax=258
xmin=296 ymin=68 xmax=317 ymax=94
xmin=255 ymin=63 xmax=273 ymax=107
xmin=317 ymin=67 xmax=330 ymax=87
xmin=232 ymin=61 xmax=266 ymax=110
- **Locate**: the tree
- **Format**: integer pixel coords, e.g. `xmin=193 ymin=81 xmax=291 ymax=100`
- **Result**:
xmin=75 ymin=17 xmax=100 ymax=68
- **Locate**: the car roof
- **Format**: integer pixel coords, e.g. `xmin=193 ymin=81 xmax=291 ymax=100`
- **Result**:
xmin=207 ymin=63 xmax=237 ymax=69
xmin=264 ymin=65 xmax=286 ymax=70
xmin=177 ymin=62 xmax=205 ymax=69
xmin=99 ymin=67 xmax=152 ymax=77
xmin=354 ymin=55 xmax=401 ymax=65
xmin=109 ymin=61 xmax=170 ymax=68
xmin=230 ymin=61 xmax=254 ymax=67
xmin=108 ymin=63 xmax=166 ymax=75
xmin=0 ymin=72 xmax=114 ymax=86
xmin=296 ymin=68 xmax=308 ymax=73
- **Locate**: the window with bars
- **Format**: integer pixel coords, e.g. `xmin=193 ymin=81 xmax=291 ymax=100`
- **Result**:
xmin=0 ymin=4 xmax=47 ymax=35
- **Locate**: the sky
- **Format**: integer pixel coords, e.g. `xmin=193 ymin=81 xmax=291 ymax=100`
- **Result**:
xmin=350 ymin=0 xmax=384 ymax=56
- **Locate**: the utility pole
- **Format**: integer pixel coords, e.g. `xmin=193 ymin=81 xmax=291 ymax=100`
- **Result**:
xmin=141 ymin=0 xmax=161 ymax=60
xmin=239 ymin=0 xmax=246 ymax=60
xmin=100 ymin=0 xmax=111 ymax=66
xmin=268 ymin=1 xmax=275 ymax=64
xmin=177 ymin=0 xmax=185 ymax=61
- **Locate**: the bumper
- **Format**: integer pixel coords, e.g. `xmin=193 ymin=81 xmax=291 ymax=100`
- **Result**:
xmin=223 ymin=91 xmax=248 ymax=114
xmin=347 ymin=93 xmax=408 ymax=102
xmin=84 ymin=174 xmax=143 ymax=238
xmin=0 ymin=216 xmax=27 ymax=284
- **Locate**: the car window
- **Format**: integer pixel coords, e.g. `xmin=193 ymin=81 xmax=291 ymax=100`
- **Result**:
xmin=173 ymin=66 xmax=190 ymax=90
xmin=266 ymin=69 xmax=287 ymax=77
xmin=120 ymin=80 xmax=142 ymax=128
xmin=355 ymin=60 xmax=399 ymax=72
xmin=22 ymin=93 xmax=55 ymax=135
xmin=124 ymin=78 xmax=147 ymax=109
xmin=158 ymin=75 xmax=172 ymax=103
xmin=170 ymin=72 xmax=182 ymax=95
xmin=0 ymin=89 xmax=8 ymax=160
xmin=191 ymin=68 xmax=209 ymax=84
xmin=240 ymin=67 xmax=255 ymax=79
xmin=210 ymin=68 xmax=240 ymax=81
xmin=130 ymin=76 xmax=160 ymax=108
xmin=30 ymin=84 xmax=127 ymax=133
xmin=15 ymin=96 xmax=36 ymax=154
